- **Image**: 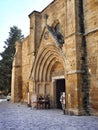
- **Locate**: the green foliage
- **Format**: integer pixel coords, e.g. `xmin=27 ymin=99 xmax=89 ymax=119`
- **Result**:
xmin=0 ymin=26 xmax=24 ymax=94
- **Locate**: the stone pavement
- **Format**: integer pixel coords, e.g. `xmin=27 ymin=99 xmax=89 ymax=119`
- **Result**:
xmin=0 ymin=102 xmax=98 ymax=130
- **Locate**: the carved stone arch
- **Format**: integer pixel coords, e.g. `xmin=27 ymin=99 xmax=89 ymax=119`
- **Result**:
xmin=43 ymin=56 xmax=57 ymax=81
xmin=32 ymin=45 xmax=66 ymax=82
xmin=47 ymin=60 xmax=64 ymax=81
xmin=43 ymin=54 xmax=64 ymax=81
xmin=40 ymin=54 xmax=56 ymax=81
xmin=33 ymin=49 xmax=50 ymax=81
xmin=39 ymin=51 xmax=57 ymax=81
xmin=36 ymin=50 xmax=50 ymax=81
xmin=46 ymin=58 xmax=57 ymax=81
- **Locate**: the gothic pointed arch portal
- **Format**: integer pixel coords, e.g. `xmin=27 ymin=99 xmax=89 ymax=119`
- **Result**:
xmin=31 ymin=45 xmax=66 ymax=108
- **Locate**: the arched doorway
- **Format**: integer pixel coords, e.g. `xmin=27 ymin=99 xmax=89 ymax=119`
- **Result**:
xmin=31 ymin=45 xmax=66 ymax=108
xmin=51 ymin=61 xmax=66 ymax=109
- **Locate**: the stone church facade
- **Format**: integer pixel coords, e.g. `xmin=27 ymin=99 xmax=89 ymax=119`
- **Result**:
xmin=11 ymin=0 xmax=98 ymax=115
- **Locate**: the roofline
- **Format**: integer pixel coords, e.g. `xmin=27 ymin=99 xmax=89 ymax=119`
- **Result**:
xmin=28 ymin=0 xmax=55 ymax=17
xmin=40 ymin=0 xmax=55 ymax=13
xmin=28 ymin=11 xmax=40 ymax=18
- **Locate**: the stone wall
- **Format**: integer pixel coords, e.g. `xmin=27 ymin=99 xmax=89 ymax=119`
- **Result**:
xmin=83 ymin=0 xmax=98 ymax=114
xmin=11 ymin=0 xmax=98 ymax=115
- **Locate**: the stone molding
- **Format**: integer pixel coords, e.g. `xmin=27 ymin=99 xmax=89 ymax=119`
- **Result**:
xmin=67 ymin=70 xmax=85 ymax=75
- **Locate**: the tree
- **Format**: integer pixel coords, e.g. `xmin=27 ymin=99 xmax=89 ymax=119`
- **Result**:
xmin=0 ymin=26 xmax=24 ymax=94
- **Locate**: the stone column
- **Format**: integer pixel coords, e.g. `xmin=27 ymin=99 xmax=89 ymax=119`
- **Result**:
xmin=11 ymin=42 xmax=22 ymax=102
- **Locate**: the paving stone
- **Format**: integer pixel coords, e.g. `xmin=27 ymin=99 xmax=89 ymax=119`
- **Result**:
xmin=0 ymin=102 xmax=98 ymax=130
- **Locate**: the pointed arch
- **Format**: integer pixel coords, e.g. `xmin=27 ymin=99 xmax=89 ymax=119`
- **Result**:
xmin=31 ymin=45 xmax=66 ymax=82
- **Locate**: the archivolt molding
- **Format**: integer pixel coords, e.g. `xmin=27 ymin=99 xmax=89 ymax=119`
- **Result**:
xmin=31 ymin=45 xmax=66 ymax=82
xmin=43 ymin=57 xmax=58 ymax=81
xmin=46 ymin=59 xmax=59 ymax=81
xmin=39 ymin=49 xmax=61 ymax=81
xmin=39 ymin=54 xmax=56 ymax=81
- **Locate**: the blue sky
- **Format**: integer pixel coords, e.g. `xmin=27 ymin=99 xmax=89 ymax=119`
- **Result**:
xmin=0 ymin=0 xmax=53 ymax=54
